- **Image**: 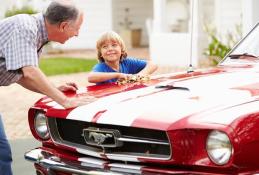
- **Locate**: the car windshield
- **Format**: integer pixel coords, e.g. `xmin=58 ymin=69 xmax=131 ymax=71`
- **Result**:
xmin=220 ymin=22 xmax=259 ymax=65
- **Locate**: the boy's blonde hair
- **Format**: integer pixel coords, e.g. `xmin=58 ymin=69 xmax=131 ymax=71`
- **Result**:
xmin=96 ymin=31 xmax=128 ymax=62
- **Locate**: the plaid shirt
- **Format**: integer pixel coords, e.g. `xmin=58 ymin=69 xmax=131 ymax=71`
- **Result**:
xmin=0 ymin=13 xmax=48 ymax=86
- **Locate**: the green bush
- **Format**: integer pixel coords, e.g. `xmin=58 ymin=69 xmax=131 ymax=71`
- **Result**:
xmin=203 ymin=24 xmax=242 ymax=65
xmin=5 ymin=6 xmax=37 ymax=17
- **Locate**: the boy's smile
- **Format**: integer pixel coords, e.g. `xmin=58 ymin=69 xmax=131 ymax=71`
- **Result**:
xmin=101 ymin=41 xmax=122 ymax=63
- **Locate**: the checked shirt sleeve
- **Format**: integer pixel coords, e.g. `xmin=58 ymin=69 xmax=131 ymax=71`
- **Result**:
xmin=3 ymin=26 xmax=38 ymax=71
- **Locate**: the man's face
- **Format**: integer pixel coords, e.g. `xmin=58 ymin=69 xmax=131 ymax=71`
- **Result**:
xmin=58 ymin=13 xmax=84 ymax=44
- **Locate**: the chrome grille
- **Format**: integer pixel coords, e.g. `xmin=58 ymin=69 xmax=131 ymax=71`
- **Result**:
xmin=48 ymin=118 xmax=171 ymax=160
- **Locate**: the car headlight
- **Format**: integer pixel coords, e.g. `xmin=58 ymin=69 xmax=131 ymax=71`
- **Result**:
xmin=206 ymin=130 xmax=232 ymax=165
xmin=34 ymin=112 xmax=50 ymax=140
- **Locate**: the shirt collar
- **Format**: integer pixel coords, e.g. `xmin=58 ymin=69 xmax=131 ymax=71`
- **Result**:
xmin=33 ymin=13 xmax=48 ymax=44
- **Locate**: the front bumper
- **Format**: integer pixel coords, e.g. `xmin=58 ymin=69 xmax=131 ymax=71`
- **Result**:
xmin=25 ymin=147 xmax=226 ymax=175
xmin=25 ymin=148 xmax=134 ymax=175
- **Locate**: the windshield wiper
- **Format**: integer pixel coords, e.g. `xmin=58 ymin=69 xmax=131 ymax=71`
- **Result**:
xmin=228 ymin=53 xmax=258 ymax=59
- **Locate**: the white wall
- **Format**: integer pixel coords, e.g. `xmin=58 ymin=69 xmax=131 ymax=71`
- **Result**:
xmin=150 ymin=33 xmax=191 ymax=67
xmin=165 ymin=0 xmax=189 ymax=32
xmin=150 ymin=0 xmax=219 ymax=67
xmin=55 ymin=0 xmax=154 ymax=49
xmin=150 ymin=0 xmax=195 ymax=67
xmin=54 ymin=0 xmax=113 ymax=49
xmin=2 ymin=0 xmax=153 ymax=50
xmin=242 ymin=0 xmax=259 ymax=35
xmin=112 ymin=0 xmax=153 ymax=46
xmin=194 ymin=0 xmax=215 ymax=61
xmin=215 ymin=0 xmax=242 ymax=40
xmin=3 ymin=0 xmax=256 ymax=58
xmin=2 ymin=0 xmax=113 ymax=50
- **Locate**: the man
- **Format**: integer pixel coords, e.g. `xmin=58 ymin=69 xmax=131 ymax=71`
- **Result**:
xmin=0 ymin=1 xmax=89 ymax=174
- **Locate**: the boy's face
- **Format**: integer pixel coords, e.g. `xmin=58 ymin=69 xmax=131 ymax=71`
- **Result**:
xmin=100 ymin=40 xmax=122 ymax=63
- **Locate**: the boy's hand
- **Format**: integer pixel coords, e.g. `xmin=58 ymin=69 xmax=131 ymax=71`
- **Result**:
xmin=117 ymin=73 xmax=130 ymax=80
xmin=116 ymin=74 xmax=150 ymax=85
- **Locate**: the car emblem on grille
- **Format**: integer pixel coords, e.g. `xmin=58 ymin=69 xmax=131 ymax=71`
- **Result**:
xmin=82 ymin=127 xmax=122 ymax=148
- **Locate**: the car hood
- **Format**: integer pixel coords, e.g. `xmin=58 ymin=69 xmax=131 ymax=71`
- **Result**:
xmin=41 ymin=69 xmax=259 ymax=130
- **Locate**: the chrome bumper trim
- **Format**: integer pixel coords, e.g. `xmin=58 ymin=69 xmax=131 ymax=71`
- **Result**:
xmin=24 ymin=148 xmax=223 ymax=175
xmin=24 ymin=148 xmax=127 ymax=175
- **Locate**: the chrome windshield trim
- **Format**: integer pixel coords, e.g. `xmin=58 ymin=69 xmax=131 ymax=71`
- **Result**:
xmin=220 ymin=22 xmax=259 ymax=64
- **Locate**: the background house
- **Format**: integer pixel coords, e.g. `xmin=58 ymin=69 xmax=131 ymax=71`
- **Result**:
xmin=1 ymin=0 xmax=259 ymax=68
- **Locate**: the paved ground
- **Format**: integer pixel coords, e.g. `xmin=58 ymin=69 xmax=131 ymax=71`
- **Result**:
xmin=10 ymin=138 xmax=40 ymax=175
xmin=0 ymin=72 xmax=90 ymax=140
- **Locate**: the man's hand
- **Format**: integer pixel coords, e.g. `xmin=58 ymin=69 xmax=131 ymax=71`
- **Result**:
xmin=62 ymin=95 xmax=97 ymax=109
xmin=58 ymin=82 xmax=78 ymax=92
xmin=19 ymin=66 xmax=89 ymax=109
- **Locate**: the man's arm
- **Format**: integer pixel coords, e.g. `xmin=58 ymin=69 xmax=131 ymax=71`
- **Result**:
xmin=17 ymin=66 xmax=86 ymax=108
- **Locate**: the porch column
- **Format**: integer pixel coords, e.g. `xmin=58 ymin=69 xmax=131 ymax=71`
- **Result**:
xmin=153 ymin=0 xmax=166 ymax=33
xmin=189 ymin=0 xmax=199 ymax=67
xmin=150 ymin=0 xmax=200 ymax=68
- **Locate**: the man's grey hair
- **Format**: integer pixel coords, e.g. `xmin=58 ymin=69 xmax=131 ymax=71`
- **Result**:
xmin=44 ymin=0 xmax=79 ymax=25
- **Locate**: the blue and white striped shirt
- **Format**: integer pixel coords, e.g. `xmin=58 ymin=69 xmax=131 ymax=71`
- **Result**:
xmin=0 ymin=13 xmax=48 ymax=86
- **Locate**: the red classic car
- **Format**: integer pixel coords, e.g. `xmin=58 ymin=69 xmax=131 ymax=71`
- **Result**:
xmin=25 ymin=23 xmax=259 ymax=175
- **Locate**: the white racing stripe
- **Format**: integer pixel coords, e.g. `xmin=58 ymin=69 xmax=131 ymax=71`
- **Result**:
xmin=67 ymin=71 xmax=259 ymax=126
xmin=67 ymin=85 xmax=164 ymax=122
xmin=190 ymin=100 xmax=259 ymax=125
xmin=96 ymin=90 xmax=196 ymax=126
xmin=45 ymin=101 xmax=64 ymax=109
xmin=43 ymin=88 xmax=87 ymax=109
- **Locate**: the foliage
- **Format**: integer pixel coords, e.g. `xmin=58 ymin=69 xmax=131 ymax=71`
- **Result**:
xmin=203 ymin=24 xmax=242 ymax=65
xmin=5 ymin=5 xmax=37 ymax=17
xmin=39 ymin=57 xmax=97 ymax=76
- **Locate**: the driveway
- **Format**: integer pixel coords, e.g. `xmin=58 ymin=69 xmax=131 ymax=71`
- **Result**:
xmin=0 ymin=72 xmax=90 ymax=140
xmin=10 ymin=138 xmax=40 ymax=175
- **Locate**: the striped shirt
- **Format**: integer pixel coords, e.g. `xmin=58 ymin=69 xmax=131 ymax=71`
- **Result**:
xmin=0 ymin=13 xmax=48 ymax=86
